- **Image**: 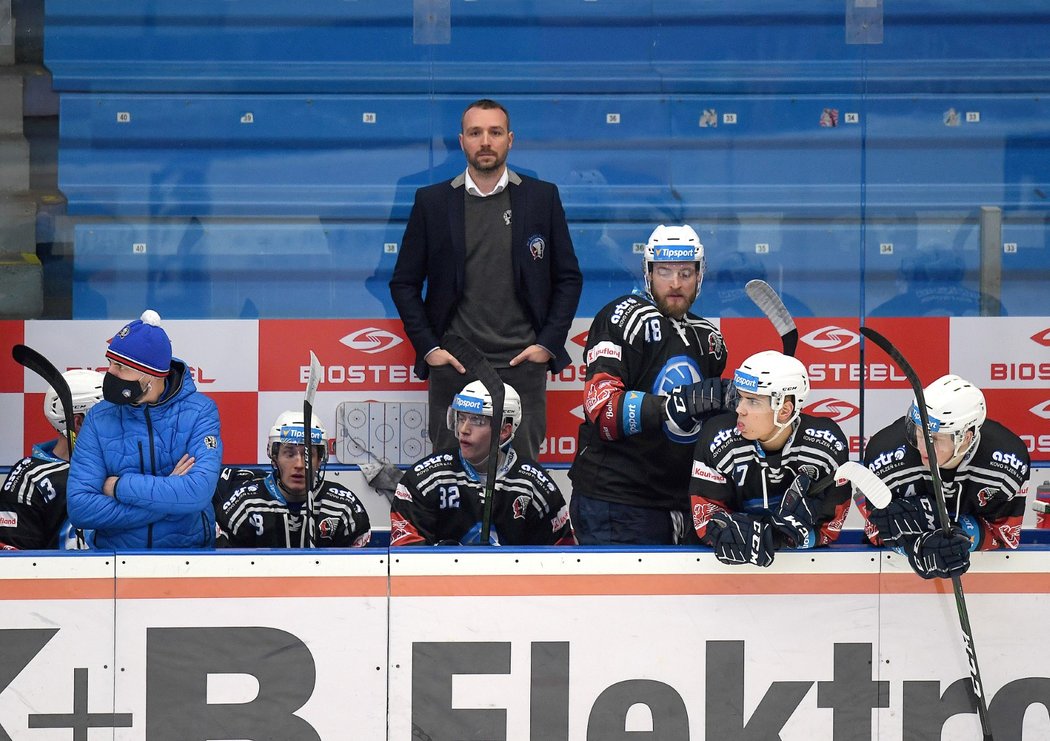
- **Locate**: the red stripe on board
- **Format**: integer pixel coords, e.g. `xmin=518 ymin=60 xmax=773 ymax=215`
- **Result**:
xmin=0 ymin=576 xmax=387 ymax=600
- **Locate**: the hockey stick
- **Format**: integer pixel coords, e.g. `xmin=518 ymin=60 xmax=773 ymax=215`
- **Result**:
xmin=441 ymin=334 xmax=505 ymax=546
xmin=303 ymin=351 xmax=322 ymax=549
xmin=745 ymin=280 xmax=798 ymax=356
xmin=860 ymin=326 xmax=995 ymax=740
xmin=12 ymin=344 xmax=75 ymax=454
xmin=834 ymin=461 xmax=892 ymax=509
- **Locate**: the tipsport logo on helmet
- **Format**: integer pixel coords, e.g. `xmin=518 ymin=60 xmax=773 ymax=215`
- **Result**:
xmin=279 ymin=425 xmax=324 ymax=445
xmin=733 ymin=369 xmax=760 ymax=394
xmin=452 ymin=394 xmax=485 ymax=414
xmin=908 ymin=403 xmax=943 ymax=432
xmin=651 ymin=246 xmax=696 ymax=261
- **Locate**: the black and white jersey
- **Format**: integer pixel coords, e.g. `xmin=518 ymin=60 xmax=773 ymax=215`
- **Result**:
xmin=213 ymin=468 xmax=371 ymax=548
xmin=0 ymin=441 xmax=77 ymax=550
xmin=689 ymin=412 xmax=852 ymax=546
xmin=569 ymin=293 xmax=727 ymax=510
xmin=861 ymin=418 xmax=1029 ymax=550
xmin=390 ymin=448 xmax=574 ymax=546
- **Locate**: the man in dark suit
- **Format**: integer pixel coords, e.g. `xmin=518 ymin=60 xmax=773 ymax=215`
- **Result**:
xmin=390 ymin=98 xmax=582 ymax=460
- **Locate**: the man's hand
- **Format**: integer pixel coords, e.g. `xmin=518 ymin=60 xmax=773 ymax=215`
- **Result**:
xmin=665 ymin=377 xmax=730 ymax=436
xmin=706 ymin=511 xmax=775 ymax=567
xmin=509 ymin=344 xmax=553 ymax=366
xmin=103 ymin=476 xmax=119 ymax=497
xmin=170 ymin=454 xmax=195 ymax=476
xmin=425 ymin=348 xmax=466 ymax=373
xmin=868 ymin=494 xmax=938 ymax=545
xmin=908 ymin=528 xmax=971 ymax=580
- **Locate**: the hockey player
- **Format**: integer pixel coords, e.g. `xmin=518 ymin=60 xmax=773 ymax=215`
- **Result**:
xmin=390 ymin=380 xmax=574 ymax=546
xmin=0 ymin=370 xmax=104 ymax=550
xmin=855 ymin=374 xmax=1028 ymax=580
xmin=568 ymin=224 xmax=730 ymax=544
xmin=689 ymin=351 xmax=851 ymax=567
xmin=213 ymin=411 xmax=371 ymax=548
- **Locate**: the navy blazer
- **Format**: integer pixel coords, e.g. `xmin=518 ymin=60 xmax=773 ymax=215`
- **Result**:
xmin=390 ymin=171 xmax=582 ymax=380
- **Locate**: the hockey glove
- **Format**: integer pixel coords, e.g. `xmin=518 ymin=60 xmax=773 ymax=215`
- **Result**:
xmin=867 ymin=493 xmax=938 ymax=545
xmin=665 ymin=377 xmax=731 ymax=436
xmin=707 ymin=511 xmax=775 ymax=568
xmin=770 ymin=474 xmax=818 ymax=549
xmin=908 ymin=527 xmax=971 ymax=580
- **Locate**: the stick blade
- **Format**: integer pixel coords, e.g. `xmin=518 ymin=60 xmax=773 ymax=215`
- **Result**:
xmin=745 ymin=280 xmax=799 ymax=356
xmin=305 ymin=351 xmax=322 ymax=406
xmin=835 ymin=461 xmax=893 ymax=509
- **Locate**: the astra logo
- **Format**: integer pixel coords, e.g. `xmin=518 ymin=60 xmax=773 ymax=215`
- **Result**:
xmin=1030 ymin=400 xmax=1050 ymax=420
xmin=808 ymin=399 xmax=860 ymax=422
xmin=339 ymin=328 xmax=403 ymax=354
xmin=1031 ymin=328 xmax=1050 ymax=347
xmin=801 ymin=326 xmax=860 ymax=353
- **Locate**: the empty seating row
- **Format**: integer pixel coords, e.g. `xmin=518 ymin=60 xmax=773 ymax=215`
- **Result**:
xmin=70 ymin=219 xmax=1047 ymax=320
xmin=45 ymin=1 xmax=1050 ymax=95
xmin=58 ymin=94 xmax=1050 ymax=219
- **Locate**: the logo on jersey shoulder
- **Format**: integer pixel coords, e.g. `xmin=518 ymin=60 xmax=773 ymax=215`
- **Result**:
xmin=610 ymin=297 xmax=637 ymax=326
xmin=707 ymin=332 xmax=725 ymax=361
xmin=805 ymin=427 xmax=846 ymax=453
xmin=709 ymin=426 xmax=737 ymax=453
xmin=976 ymin=487 xmax=998 ymax=507
xmin=0 ymin=511 xmax=17 ymax=528
xmin=587 ymin=341 xmax=622 ymax=365
xmin=413 ymin=453 xmax=453 ymax=474
xmin=2 ymin=459 xmax=30 ymax=492
xmin=318 ymin=517 xmax=340 ymax=540
xmin=991 ymin=450 xmax=1028 ymax=477
xmin=204 ymin=435 xmax=218 ymax=449
xmin=394 ymin=483 xmax=413 ymax=502
xmin=512 ymin=495 xmax=531 ymax=520
xmin=691 ymin=462 xmax=726 ymax=484
xmin=869 ymin=445 xmax=908 ymax=472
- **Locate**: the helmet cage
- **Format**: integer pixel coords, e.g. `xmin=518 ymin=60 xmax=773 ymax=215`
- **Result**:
xmin=732 ymin=351 xmax=809 ymax=432
xmin=446 ymin=381 xmax=523 ymax=448
xmin=267 ymin=412 xmax=328 ymax=492
xmin=642 ymin=225 xmax=706 ymax=299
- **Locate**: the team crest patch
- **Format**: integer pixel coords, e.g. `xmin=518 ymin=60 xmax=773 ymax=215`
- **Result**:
xmin=204 ymin=435 xmax=218 ymax=449
xmin=527 ymin=235 xmax=545 ymax=261
xmin=512 ymin=495 xmax=530 ymax=520
xmin=708 ymin=332 xmax=725 ymax=360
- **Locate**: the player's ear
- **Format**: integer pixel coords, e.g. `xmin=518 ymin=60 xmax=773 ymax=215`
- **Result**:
xmin=72 ymin=413 xmax=87 ymax=434
xmin=778 ymin=397 xmax=795 ymax=424
xmin=500 ymin=422 xmax=513 ymax=444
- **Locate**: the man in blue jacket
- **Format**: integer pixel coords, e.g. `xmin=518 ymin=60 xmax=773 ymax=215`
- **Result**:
xmin=389 ymin=98 xmax=582 ymax=460
xmin=68 ymin=310 xmax=221 ymax=549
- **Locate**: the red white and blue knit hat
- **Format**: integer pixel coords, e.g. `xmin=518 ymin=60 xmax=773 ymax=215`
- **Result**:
xmin=105 ymin=310 xmax=172 ymax=377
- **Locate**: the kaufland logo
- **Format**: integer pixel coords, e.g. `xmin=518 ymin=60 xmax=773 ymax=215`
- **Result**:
xmin=1031 ymin=400 xmax=1050 ymax=420
xmin=1031 ymin=329 xmax=1050 ymax=347
xmin=808 ymin=399 xmax=860 ymax=422
xmin=652 ymin=246 xmax=694 ymax=261
xmin=801 ymin=326 xmax=860 ymax=353
xmin=340 ymin=328 xmax=403 ymax=354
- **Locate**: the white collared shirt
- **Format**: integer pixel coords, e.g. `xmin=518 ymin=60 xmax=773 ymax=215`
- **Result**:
xmin=464 ymin=167 xmax=509 ymax=197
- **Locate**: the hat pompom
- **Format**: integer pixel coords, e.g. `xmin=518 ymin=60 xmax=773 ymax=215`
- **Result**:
xmin=140 ymin=309 xmax=162 ymax=326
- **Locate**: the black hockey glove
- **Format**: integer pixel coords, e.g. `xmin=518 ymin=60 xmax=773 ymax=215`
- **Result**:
xmin=707 ymin=511 xmax=775 ymax=568
xmin=907 ymin=527 xmax=971 ymax=580
xmin=770 ymin=474 xmax=818 ymax=549
xmin=665 ymin=377 xmax=731 ymax=436
xmin=867 ymin=493 xmax=938 ymax=545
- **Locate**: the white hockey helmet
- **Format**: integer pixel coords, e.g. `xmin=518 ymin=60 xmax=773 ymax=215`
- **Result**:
xmin=643 ymin=224 xmax=706 ymax=297
xmin=733 ymin=350 xmax=810 ymax=429
xmin=906 ymin=374 xmax=986 ymax=459
xmin=447 ymin=380 xmax=523 ymax=444
xmin=44 ymin=369 xmax=105 ymax=434
xmin=268 ymin=410 xmax=328 ymax=458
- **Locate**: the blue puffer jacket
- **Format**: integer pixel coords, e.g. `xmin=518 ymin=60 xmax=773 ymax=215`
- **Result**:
xmin=68 ymin=359 xmax=221 ymax=550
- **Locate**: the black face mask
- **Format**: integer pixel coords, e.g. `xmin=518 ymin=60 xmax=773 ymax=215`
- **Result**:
xmin=103 ymin=373 xmax=147 ymax=405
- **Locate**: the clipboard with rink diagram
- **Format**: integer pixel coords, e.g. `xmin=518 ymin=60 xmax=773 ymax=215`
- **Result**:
xmin=335 ymin=401 xmax=431 ymax=465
